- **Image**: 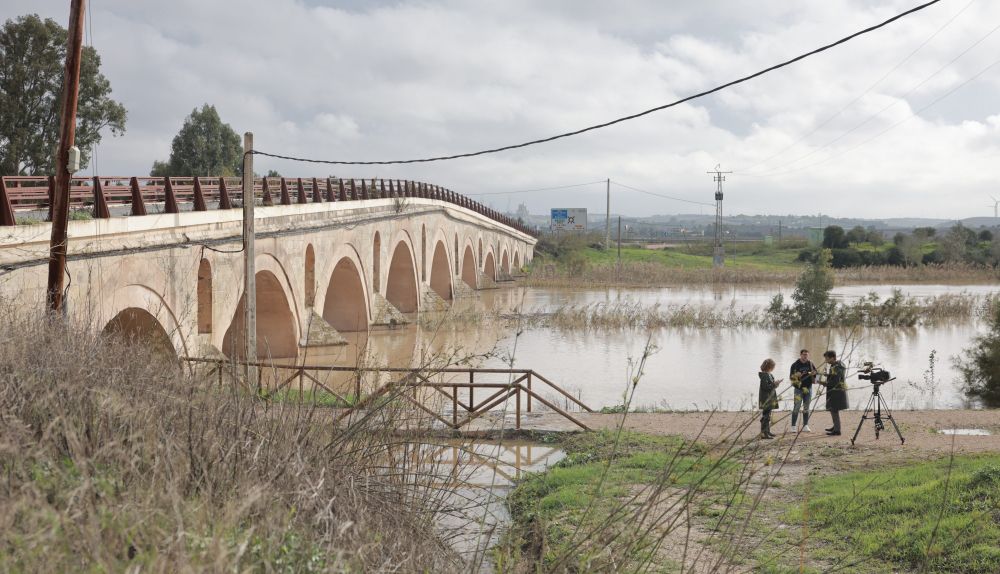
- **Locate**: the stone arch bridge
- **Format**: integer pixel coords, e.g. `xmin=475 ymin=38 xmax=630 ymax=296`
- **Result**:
xmin=0 ymin=176 xmax=536 ymax=360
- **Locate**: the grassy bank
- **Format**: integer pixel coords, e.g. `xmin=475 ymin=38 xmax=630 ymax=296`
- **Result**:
xmin=500 ymin=428 xmax=1000 ymax=573
xmin=525 ymin=240 xmax=1000 ymax=286
xmin=0 ymin=310 xmax=466 ymax=571
xmin=495 ymin=430 xmax=745 ymax=572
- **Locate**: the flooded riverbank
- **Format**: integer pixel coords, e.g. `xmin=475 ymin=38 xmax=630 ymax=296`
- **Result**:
xmin=286 ymin=283 xmax=999 ymax=411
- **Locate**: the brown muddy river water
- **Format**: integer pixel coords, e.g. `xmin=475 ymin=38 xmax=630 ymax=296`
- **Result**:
xmin=292 ymin=283 xmax=999 ymax=411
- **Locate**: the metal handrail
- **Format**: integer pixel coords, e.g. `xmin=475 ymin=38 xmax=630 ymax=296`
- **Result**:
xmin=0 ymin=175 xmax=535 ymax=236
xmin=182 ymin=357 xmax=592 ymax=431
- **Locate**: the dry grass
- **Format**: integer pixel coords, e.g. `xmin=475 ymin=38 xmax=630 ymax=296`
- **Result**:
xmin=0 ymin=306 xmax=473 ymax=572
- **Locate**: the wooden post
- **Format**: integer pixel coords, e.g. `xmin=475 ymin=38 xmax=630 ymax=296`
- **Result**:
xmin=469 ymin=371 xmax=474 ymax=411
xmin=452 ymin=384 xmax=458 ymax=428
xmin=46 ymin=0 xmax=87 ymax=312
xmin=0 ymin=178 xmax=16 ymax=226
xmin=243 ymin=133 xmax=257 ymax=379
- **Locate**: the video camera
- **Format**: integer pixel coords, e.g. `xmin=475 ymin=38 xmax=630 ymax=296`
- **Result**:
xmin=857 ymin=361 xmax=892 ymax=384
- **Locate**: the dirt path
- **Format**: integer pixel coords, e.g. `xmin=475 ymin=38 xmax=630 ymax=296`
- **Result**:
xmin=479 ymin=409 xmax=1000 ymax=455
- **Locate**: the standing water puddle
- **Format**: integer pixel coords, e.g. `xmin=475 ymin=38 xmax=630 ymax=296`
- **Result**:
xmin=428 ymin=440 xmax=564 ymax=571
xmin=937 ymin=428 xmax=992 ymax=436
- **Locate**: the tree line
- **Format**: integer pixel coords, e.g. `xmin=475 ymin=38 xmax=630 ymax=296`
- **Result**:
xmin=800 ymin=223 xmax=1000 ymax=268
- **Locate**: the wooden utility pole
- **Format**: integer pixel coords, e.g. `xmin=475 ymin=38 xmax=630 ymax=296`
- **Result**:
xmin=46 ymin=0 xmax=86 ymax=312
xmin=243 ymin=133 xmax=257 ymax=372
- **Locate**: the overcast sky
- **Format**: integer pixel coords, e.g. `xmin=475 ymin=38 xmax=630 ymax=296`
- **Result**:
xmin=5 ymin=0 xmax=1000 ymax=219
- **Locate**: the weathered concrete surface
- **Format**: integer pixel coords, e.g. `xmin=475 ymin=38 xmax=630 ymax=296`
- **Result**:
xmin=0 ymin=197 xmax=534 ymax=359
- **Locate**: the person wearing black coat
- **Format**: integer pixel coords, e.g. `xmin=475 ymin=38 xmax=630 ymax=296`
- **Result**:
xmin=819 ymin=350 xmax=849 ymax=436
xmin=758 ymin=358 xmax=782 ymax=439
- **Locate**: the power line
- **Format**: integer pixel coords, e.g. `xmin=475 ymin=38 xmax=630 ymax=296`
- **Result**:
xmin=466 ymin=180 xmax=606 ymax=196
xmin=611 ymin=181 xmax=715 ymax=207
xmin=736 ymin=0 xmax=975 ymax=174
xmin=249 ymin=0 xmax=941 ymax=167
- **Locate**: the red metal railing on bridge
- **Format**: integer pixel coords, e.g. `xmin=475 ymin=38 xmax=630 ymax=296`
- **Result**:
xmin=0 ymin=175 xmax=535 ymax=236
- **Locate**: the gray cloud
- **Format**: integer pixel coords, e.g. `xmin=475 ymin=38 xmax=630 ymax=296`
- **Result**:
xmin=3 ymin=0 xmax=999 ymax=218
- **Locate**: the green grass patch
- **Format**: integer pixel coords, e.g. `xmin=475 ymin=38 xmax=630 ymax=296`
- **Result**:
xmin=784 ymin=455 xmax=1000 ymax=574
xmin=500 ymin=430 xmax=738 ymax=571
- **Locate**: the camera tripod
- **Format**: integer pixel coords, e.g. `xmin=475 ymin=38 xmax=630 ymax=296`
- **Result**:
xmin=850 ymin=381 xmax=905 ymax=445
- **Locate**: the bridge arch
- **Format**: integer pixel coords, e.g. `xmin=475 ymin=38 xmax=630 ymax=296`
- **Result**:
xmin=483 ymin=250 xmax=496 ymax=281
xmin=385 ymin=236 xmax=420 ymax=313
xmin=103 ymin=307 xmax=177 ymax=360
xmin=197 ymin=258 xmax=212 ymax=333
xmin=501 ymin=248 xmax=510 ymax=277
xmin=513 ymin=250 xmax=521 ymax=271
xmin=429 ymin=239 xmax=453 ymax=300
xmin=461 ymin=244 xmax=477 ymax=289
xmin=222 ymin=269 xmax=299 ymax=359
xmin=323 ymin=255 xmax=370 ymax=332
xmin=99 ymin=283 xmax=189 ymax=359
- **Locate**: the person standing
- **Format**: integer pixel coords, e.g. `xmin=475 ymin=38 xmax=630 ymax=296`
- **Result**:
xmin=789 ymin=349 xmax=817 ymax=432
xmin=819 ymin=350 xmax=848 ymax=436
xmin=758 ymin=359 xmax=782 ymax=439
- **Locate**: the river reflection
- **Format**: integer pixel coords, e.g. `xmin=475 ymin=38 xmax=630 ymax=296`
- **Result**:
xmin=289 ymin=284 xmax=996 ymax=411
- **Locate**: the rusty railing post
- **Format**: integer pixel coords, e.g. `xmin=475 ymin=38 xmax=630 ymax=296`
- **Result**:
xmin=218 ymin=177 xmax=233 ymax=209
xmin=296 ymin=178 xmax=307 ymax=204
xmin=312 ymin=177 xmax=323 ymax=203
xmin=261 ymin=177 xmax=274 ymax=206
xmin=92 ymin=176 xmax=110 ymax=218
xmin=0 ymin=178 xmax=17 ymax=226
xmin=279 ymin=178 xmax=291 ymax=205
xmin=192 ymin=176 xmax=207 ymax=211
xmin=163 ymin=176 xmax=179 ymax=214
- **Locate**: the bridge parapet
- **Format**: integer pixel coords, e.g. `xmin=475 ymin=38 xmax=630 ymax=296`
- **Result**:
xmin=0 ymin=175 xmax=534 ymax=236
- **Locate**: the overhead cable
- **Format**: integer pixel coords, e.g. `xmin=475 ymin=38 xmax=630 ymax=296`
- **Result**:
xmin=611 ymin=181 xmax=715 ymax=207
xmin=466 ymin=180 xmax=606 ymax=196
xmin=249 ymin=0 xmax=941 ymax=167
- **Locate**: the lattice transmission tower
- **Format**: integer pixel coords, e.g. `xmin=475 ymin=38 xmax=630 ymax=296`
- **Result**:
xmin=707 ymin=165 xmax=732 ymax=268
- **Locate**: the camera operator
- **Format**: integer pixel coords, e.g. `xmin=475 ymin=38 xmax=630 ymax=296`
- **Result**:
xmin=819 ymin=351 xmax=848 ymax=436
xmin=789 ymin=349 xmax=817 ymax=432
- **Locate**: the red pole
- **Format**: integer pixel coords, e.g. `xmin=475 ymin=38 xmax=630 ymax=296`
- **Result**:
xmin=47 ymin=0 xmax=87 ymax=313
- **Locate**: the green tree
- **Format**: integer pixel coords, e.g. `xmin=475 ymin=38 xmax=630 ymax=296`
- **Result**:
xmin=822 ymin=226 xmax=848 ymax=249
xmin=954 ymin=307 xmax=1000 ymax=407
xmin=150 ymin=104 xmax=241 ymax=177
xmin=913 ymin=226 xmax=937 ymax=239
xmin=791 ymin=248 xmax=837 ymax=326
xmin=845 ymin=225 xmax=867 ymax=245
xmin=0 ymin=14 xmax=127 ymax=174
